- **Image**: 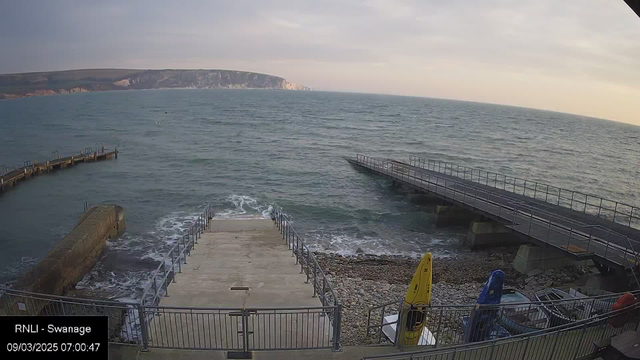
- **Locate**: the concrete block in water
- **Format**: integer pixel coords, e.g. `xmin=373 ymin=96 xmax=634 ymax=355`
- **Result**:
xmin=434 ymin=205 xmax=480 ymax=227
xmin=465 ymin=221 xmax=523 ymax=249
xmin=512 ymin=244 xmax=587 ymax=274
xmin=407 ymin=192 xmax=442 ymax=205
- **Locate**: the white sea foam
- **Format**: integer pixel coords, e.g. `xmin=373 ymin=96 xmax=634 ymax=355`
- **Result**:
xmin=306 ymin=232 xmax=456 ymax=258
xmin=214 ymin=194 xmax=272 ymax=219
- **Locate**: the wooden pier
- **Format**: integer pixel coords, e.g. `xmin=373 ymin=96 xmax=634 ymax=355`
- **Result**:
xmin=0 ymin=148 xmax=118 ymax=195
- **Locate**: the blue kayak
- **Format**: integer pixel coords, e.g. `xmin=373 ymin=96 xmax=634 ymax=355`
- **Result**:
xmin=464 ymin=270 xmax=506 ymax=343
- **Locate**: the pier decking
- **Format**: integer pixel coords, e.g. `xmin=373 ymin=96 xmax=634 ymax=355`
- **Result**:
xmin=0 ymin=148 xmax=118 ymax=195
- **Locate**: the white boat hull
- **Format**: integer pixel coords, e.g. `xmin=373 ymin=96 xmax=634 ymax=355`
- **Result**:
xmin=382 ymin=314 xmax=436 ymax=346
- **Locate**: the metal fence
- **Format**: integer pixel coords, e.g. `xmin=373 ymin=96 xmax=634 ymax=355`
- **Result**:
xmin=409 ymin=157 xmax=640 ymax=231
xmin=355 ymin=155 xmax=640 ymax=274
xmin=140 ymin=204 xmax=214 ymax=306
xmin=141 ymin=305 xmax=340 ymax=351
xmin=0 ymin=287 xmax=341 ymax=352
xmin=366 ymin=290 xmax=640 ymax=350
xmin=363 ymin=300 xmax=640 ymax=360
xmin=0 ymin=287 xmax=144 ymax=345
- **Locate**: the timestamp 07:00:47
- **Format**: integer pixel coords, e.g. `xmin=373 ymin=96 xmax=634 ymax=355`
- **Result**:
xmin=6 ymin=342 xmax=101 ymax=353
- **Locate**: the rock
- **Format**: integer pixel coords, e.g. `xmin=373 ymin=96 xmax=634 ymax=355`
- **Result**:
xmin=356 ymin=247 xmax=364 ymax=254
xmin=544 ymin=280 xmax=553 ymax=288
xmin=527 ymin=268 xmax=543 ymax=277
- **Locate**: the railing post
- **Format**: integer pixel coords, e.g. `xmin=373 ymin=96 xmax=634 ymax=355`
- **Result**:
xmin=242 ymin=309 xmax=250 ymax=355
xmin=162 ymin=262 xmax=169 ymax=297
xmin=305 ymin=248 xmax=311 ymax=283
xmin=613 ymin=202 xmax=619 ymax=222
xmin=528 ymin=213 xmax=533 ymax=237
xmin=598 ymin=198 xmax=603 ymax=218
xmin=570 ymin=191 xmax=575 ymax=211
xmin=137 ymin=304 xmax=150 ymax=351
xmin=586 ymin=226 xmax=593 ymax=253
xmin=395 ymin=305 xmax=405 ymax=350
xmin=434 ymin=307 xmax=443 ymax=348
xmin=545 ymin=185 xmax=549 ymax=202
xmin=313 ymin=261 xmax=318 ymax=297
xmin=299 ymin=240 xmax=303 ymax=273
xmin=183 ymin=235 xmax=189 ymax=262
xmin=177 ymin=239 xmax=182 ymax=273
xmin=171 ymin=250 xmax=176 ymax=283
xmin=631 ymin=208 xmax=635 ymax=227
xmin=332 ymin=304 xmax=342 ymax=351
xmin=322 ymin=276 xmax=327 ymax=304
xmin=152 ymin=277 xmax=158 ymax=301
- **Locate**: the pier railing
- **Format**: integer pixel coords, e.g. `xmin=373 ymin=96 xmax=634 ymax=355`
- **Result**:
xmin=355 ymin=155 xmax=640 ymax=272
xmin=409 ymin=156 xmax=640 ymax=231
xmin=363 ymin=300 xmax=640 ymax=360
xmin=140 ymin=204 xmax=214 ymax=306
xmin=366 ymin=290 xmax=639 ymax=350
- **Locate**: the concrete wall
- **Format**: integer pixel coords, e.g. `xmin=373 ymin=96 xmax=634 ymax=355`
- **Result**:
xmin=512 ymin=244 xmax=589 ymax=274
xmin=434 ymin=205 xmax=481 ymax=227
xmin=407 ymin=192 xmax=442 ymax=206
xmin=0 ymin=205 xmax=125 ymax=315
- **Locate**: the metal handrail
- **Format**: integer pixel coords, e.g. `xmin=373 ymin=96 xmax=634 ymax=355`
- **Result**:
xmin=270 ymin=207 xmax=340 ymax=307
xmin=140 ymin=204 xmax=214 ymax=306
xmin=409 ymin=156 xmax=640 ymax=230
xmin=355 ymin=155 xmax=640 ymax=269
xmin=271 ymin=207 xmax=342 ymax=351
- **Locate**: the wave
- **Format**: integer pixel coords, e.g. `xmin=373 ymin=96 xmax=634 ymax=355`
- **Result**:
xmin=305 ymin=230 xmax=458 ymax=258
xmin=214 ymin=194 xmax=273 ymax=219
xmin=77 ymin=210 xmax=203 ymax=300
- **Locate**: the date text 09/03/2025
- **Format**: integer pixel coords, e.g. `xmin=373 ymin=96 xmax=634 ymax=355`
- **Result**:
xmin=1 ymin=316 xmax=108 ymax=359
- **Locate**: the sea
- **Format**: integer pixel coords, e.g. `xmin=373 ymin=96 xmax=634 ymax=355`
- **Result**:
xmin=0 ymin=89 xmax=639 ymax=300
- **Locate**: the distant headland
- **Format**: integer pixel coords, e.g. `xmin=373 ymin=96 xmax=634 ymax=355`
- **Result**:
xmin=0 ymin=68 xmax=311 ymax=99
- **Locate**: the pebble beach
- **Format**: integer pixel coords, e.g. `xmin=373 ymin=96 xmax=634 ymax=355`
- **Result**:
xmin=315 ymin=247 xmax=592 ymax=346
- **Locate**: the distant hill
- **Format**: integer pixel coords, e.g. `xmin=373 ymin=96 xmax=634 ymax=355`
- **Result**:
xmin=0 ymin=69 xmax=311 ymax=99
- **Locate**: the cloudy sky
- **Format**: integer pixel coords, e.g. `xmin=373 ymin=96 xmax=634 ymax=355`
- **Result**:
xmin=1 ymin=1 xmax=639 ymax=124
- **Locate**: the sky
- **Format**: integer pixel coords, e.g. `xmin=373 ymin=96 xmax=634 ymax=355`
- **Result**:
xmin=1 ymin=1 xmax=639 ymax=125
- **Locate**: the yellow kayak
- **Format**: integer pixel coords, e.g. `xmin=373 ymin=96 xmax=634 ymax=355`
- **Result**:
xmin=401 ymin=252 xmax=432 ymax=345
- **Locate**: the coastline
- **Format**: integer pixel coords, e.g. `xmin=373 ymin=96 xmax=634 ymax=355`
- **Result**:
xmin=315 ymin=248 xmax=592 ymax=346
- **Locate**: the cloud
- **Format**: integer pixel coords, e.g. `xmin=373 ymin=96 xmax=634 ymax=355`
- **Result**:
xmin=0 ymin=0 xmax=639 ymax=124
